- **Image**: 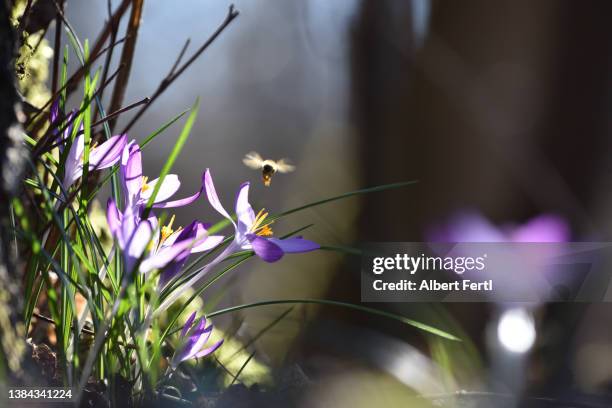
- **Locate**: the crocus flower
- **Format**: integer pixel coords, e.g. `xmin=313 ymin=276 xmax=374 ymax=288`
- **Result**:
xmin=156 ymin=218 xmax=225 ymax=288
xmin=120 ymin=141 xmax=205 ymax=211
xmin=170 ymin=311 xmax=223 ymax=369
xmin=204 ymin=169 xmax=319 ymax=262
xmin=50 ymin=100 xmax=128 ymax=189
xmin=155 ymin=169 xmax=320 ymax=314
xmin=106 ymin=198 xmax=223 ymax=275
xmin=63 ymin=132 xmax=127 ymax=189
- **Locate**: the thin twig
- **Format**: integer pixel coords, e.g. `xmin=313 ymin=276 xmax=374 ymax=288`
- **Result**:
xmin=107 ymin=0 xmax=144 ymax=132
xmin=94 ymin=0 xmax=122 ymax=122
xmin=122 ymin=4 xmax=239 ymax=134
xmin=77 ymin=97 xmax=149 ymax=137
xmin=43 ymin=96 xmax=148 ymax=153
xmin=90 ymin=0 xmax=131 ymax=60
xmin=32 ymin=312 xmax=141 ymax=351
xmin=33 ymin=63 xmax=125 ymax=157
xmin=33 ymin=311 xmax=95 ymax=336
xmin=25 ymin=0 xmax=130 ymax=128
xmin=25 ymin=35 xmax=128 ymax=129
xmin=168 ymin=38 xmax=191 ymax=77
xmin=51 ymin=0 xmax=63 ymax=94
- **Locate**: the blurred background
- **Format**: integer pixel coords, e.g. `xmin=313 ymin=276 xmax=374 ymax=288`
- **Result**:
xmin=43 ymin=0 xmax=612 ymax=406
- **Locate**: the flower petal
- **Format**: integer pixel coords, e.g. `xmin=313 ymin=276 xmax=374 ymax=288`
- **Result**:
xmin=191 ymin=235 xmax=225 ymax=253
xmin=162 ymin=229 xmax=183 ymax=248
xmin=193 ymin=339 xmax=223 ymax=359
xmin=235 ymin=182 xmax=255 ymax=234
xmin=153 ymin=171 xmax=206 ymax=209
xmin=157 ymin=222 xmax=202 ymax=286
xmin=185 ymin=325 xmax=213 ymax=361
xmin=147 ymin=214 xmax=160 ymax=250
xmin=106 ymin=198 xmax=122 ymax=243
xmin=55 ymin=111 xmax=76 ymax=155
xmin=125 ymin=219 xmax=154 ymax=273
xmin=247 ymin=234 xmax=284 ymax=262
xmin=180 ymin=318 xmax=209 ymax=361
xmin=181 ymin=312 xmax=197 ymax=338
xmin=120 ymin=141 xmax=143 ymax=207
xmin=165 ymin=221 xmax=199 ymax=250
xmin=204 ymin=169 xmax=234 ymax=226
xmin=89 ymin=134 xmax=127 ymax=170
xmin=140 ymin=174 xmax=181 ymax=203
xmin=268 ymin=237 xmax=319 ymax=253
xmin=50 ymin=100 xmax=59 ymax=125
xmin=119 ymin=205 xmax=139 ymax=248
xmin=63 ymin=134 xmax=85 ymax=188
xmin=139 ymin=237 xmax=196 ymax=274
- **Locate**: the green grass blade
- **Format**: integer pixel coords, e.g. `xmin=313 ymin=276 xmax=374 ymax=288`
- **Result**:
xmin=141 ymin=109 xmax=189 ymax=149
xmin=207 ymin=299 xmax=460 ymax=341
xmin=142 ymin=99 xmax=199 ymax=218
xmin=273 ymin=181 xmax=418 ymax=221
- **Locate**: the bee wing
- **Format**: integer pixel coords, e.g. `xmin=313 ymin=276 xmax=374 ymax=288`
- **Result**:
xmin=243 ymin=151 xmax=264 ymax=169
xmin=275 ymin=159 xmax=296 ymax=173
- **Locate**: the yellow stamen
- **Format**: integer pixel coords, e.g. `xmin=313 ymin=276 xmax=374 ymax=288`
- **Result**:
xmin=251 ymin=208 xmax=274 ymax=236
xmin=141 ymin=176 xmax=150 ymax=193
xmin=257 ymin=224 xmax=274 ymax=237
xmin=160 ymin=215 xmax=177 ymax=245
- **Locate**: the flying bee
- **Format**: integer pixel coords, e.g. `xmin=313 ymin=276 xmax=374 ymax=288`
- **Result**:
xmin=243 ymin=151 xmax=295 ymax=186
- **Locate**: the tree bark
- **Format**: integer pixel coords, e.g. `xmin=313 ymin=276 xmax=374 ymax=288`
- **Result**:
xmin=0 ymin=0 xmax=27 ymax=381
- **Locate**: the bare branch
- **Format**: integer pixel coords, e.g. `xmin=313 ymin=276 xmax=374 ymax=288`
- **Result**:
xmin=122 ymin=4 xmax=239 ymax=134
xmin=107 ymin=0 xmax=144 ymax=132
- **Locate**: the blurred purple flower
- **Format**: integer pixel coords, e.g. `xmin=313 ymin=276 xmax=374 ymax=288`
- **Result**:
xmin=427 ymin=212 xmax=570 ymax=243
xmin=204 ymin=169 xmax=319 ymax=262
xmin=170 ymin=311 xmax=223 ymax=369
xmin=427 ymin=211 xmax=571 ymax=303
xmin=120 ymin=141 xmax=205 ymax=211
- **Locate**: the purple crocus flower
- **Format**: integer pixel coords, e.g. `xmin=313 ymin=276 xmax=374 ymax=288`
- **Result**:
xmin=203 ymin=169 xmax=319 ymax=262
xmin=157 ymin=219 xmax=225 ymax=288
xmin=52 ymin=101 xmax=127 ymax=189
xmin=170 ymin=311 xmax=223 ymax=369
xmin=106 ymin=198 xmax=223 ymax=275
xmin=120 ymin=141 xmax=205 ymax=210
xmin=155 ymin=169 xmax=320 ymax=314
xmin=50 ymin=105 xmax=75 ymax=152
xmin=63 ymin=132 xmax=127 ymax=189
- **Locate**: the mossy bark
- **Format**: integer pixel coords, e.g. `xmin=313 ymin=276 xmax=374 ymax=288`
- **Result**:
xmin=0 ymin=0 xmax=27 ymax=382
